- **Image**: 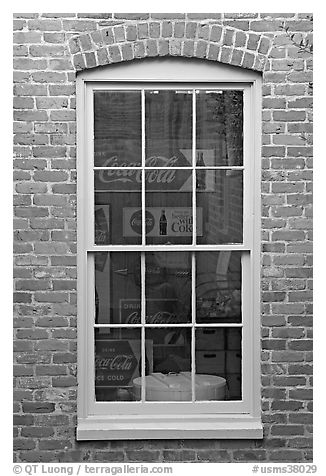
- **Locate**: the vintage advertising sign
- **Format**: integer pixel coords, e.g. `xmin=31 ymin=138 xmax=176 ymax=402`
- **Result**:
xmin=123 ymin=207 xmax=203 ymax=237
xmin=95 ymin=339 xmax=153 ymax=388
xmin=120 ymin=299 xmax=179 ymax=324
xmin=95 ymin=339 xmax=139 ymax=388
xmin=94 ymin=151 xmax=192 ymax=192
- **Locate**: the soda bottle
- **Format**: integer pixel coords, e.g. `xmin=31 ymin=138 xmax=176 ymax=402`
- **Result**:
xmin=159 ymin=209 xmax=167 ymax=235
xmin=196 ymin=152 xmax=206 ymax=190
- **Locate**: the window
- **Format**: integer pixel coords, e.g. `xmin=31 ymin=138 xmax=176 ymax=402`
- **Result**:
xmin=77 ymin=59 xmax=262 ymax=439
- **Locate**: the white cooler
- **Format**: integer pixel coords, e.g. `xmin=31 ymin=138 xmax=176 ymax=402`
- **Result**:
xmin=132 ymin=371 xmax=226 ymax=401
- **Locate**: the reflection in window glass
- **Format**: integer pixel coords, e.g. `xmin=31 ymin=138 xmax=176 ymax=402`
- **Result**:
xmin=196 ymin=169 xmax=243 ymax=244
xmin=196 ymin=90 xmax=243 ymax=166
xmin=94 ymin=91 xmax=141 ymax=167
xmin=145 ymin=90 xmax=192 ymax=167
xmin=195 ymin=327 xmax=242 ymax=400
xmin=196 ymin=251 xmax=242 ymax=324
xmin=95 ymin=252 xmax=141 ymax=325
xmin=145 ymin=252 xmax=192 ymax=324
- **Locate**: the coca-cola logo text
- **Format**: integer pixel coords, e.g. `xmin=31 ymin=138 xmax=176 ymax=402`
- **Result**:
xmin=124 ymin=311 xmax=177 ymax=324
xmin=95 ymin=354 xmax=134 ymax=370
xmin=98 ymin=156 xmax=178 ymax=185
xmin=130 ymin=210 xmax=155 ymax=235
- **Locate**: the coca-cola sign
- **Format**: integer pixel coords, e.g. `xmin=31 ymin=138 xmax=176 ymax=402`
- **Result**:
xmin=95 ymin=340 xmax=138 ymax=388
xmin=94 ymin=152 xmax=192 ymax=192
xmin=120 ymin=299 xmax=179 ymax=324
xmin=123 ymin=207 xmax=203 ymax=237
xmin=129 ymin=209 xmax=155 ymax=235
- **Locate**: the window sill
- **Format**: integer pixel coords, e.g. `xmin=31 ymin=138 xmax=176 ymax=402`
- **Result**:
xmin=76 ymin=414 xmax=263 ymax=440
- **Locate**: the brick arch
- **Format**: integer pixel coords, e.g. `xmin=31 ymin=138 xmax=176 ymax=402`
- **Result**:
xmin=68 ymin=21 xmax=272 ymax=72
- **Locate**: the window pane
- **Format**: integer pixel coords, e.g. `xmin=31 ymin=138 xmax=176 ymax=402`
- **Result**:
xmin=195 ymin=327 xmax=242 ymax=400
xmin=95 ymin=252 xmax=141 ymax=324
xmin=145 ymin=252 xmax=192 ymax=324
xmin=140 ymin=328 xmax=191 ymax=401
xmin=94 ymin=91 xmax=141 ymax=167
xmin=95 ymin=328 xmax=142 ymax=401
xmin=196 ymin=90 xmax=243 ymax=166
xmin=94 ymin=170 xmax=142 ymax=245
xmin=196 ymin=169 xmax=243 ymax=244
xmin=196 ymin=251 xmax=242 ymax=324
xmin=145 ymin=90 xmax=192 ymax=167
xmin=145 ymin=169 xmax=192 ymax=244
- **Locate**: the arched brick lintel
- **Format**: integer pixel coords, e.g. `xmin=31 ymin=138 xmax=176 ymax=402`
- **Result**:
xmin=68 ymin=21 xmax=273 ymax=73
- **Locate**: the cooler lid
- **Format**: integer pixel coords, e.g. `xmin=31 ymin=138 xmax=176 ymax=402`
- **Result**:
xmin=133 ymin=372 xmax=226 ymax=392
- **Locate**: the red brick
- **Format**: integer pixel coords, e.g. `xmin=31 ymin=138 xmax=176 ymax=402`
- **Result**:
xmin=91 ymin=451 xmax=125 ymax=462
xmin=36 ymin=365 xmax=67 ymax=376
xmin=28 ymin=19 xmax=62 ymax=30
xmin=35 ymin=340 xmax=69 ymax=351
xmin=115 ymin=13 xmax=149 ymax=20
xmin=14 ymin=110 xmax=48 ymax=121
xmin=30 ymin=218 xmax=65 ymax=229
xmin=15 ymin=279 xmax=51 ymax=291
xmin=269 ymin=450 xmax=304 ymax=461
xmin=126 ymin=450 xmax=162 ymax=462
xmin=21 ymin=427 xmax=54 ymax=437
xmin=151 ymin=13 xmax=185 ymax=19
xmin=52 ymin=376 xmax=77 ymax=387
xmin=13 ymin=58 xmax=47 ymax=70
xmin=19 ymin=451 xmax=57 ymax=463
xmin=32 ymin=146 xmax=67 ymax=158
xmin=233 ymin=450 xmax=266 ymax=461
xmin=289 ymin=389 xmax=313 ymax=400
xmin=270 ymin=425 xmax=304 ymax=436
xmin=35 ymin=292 xmax=69 ymax=303
xmin=38 ymin=440 xmax=70 ymax=450
xmin=13 ymin=293 xmax=32 ymax=303
xmin=22 ymin=402 xmax=55 ymax=413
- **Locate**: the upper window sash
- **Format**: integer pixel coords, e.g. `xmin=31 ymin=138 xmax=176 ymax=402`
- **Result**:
xmin=83 ymin=83 xmax=253 ymax=251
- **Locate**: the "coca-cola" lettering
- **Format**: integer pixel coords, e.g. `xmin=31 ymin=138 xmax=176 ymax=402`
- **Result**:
xmin=124 ymin=311 xmax=177 ymax=325
xmin=95 ymin=354 xmax=134 ymax=370
xmin=98 ymin=156 xmax=179 ymax=185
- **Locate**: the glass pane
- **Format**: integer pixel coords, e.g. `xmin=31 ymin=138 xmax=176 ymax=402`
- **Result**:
xmin=95 ymin=327 xmax=142 ymax=401
xmin=196 ymin=251 xmax=242 ymax=324
xmin=94 ymin=170 xmax=142 ymax=245
xmin=95 ymin=252 xmax=141 ymax=324
xmin=196 ymin=169 xmax=243 ymax=244
xmin=145 ymin=90 xmax=192 ymax=167
xmin=196 ymin=90 xmax=243 ymax=166
xmin=145 ymin=169 xmax=192 ymax=244
xmin=94 ymin=91 xmax=141 ymax=167
xmin=195 ymin=327 xmax=242 ymax=400
xmin=141 ymin=328 xmax=191 ymax=401
xmin=145 ymin=252 xmax=192 ymax=324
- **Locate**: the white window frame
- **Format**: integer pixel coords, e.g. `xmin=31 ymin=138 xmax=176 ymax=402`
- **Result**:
xmin=76 ymin=58 xmax=263 ymax=440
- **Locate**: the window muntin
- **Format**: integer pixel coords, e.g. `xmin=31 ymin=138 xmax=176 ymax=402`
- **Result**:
xmin=89 ymin=86 xmax=249 ymax=409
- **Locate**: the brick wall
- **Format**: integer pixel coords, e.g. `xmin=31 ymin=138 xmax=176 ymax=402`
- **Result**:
xmin=13 ymin=13 xmax=313 ymax=463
